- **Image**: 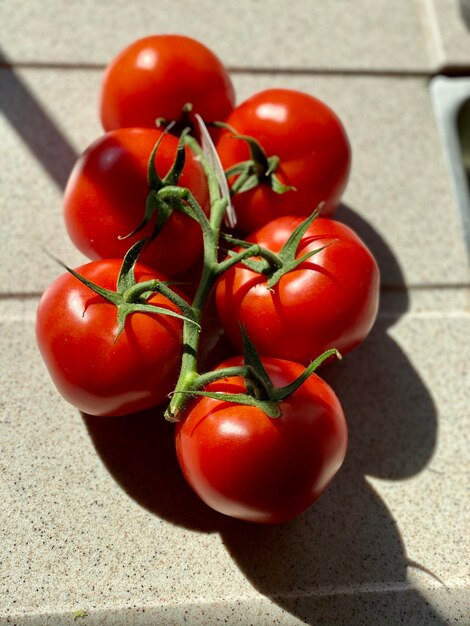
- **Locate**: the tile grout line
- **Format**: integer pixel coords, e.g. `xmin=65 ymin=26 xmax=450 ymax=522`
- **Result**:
xmin=0 ymin=60 xmax=433 ymax=78
xmin=0 ymin=284 xmax=468 ymax=300
xmin=2 ymin=577 xmax=468 ymax=623
xmin=2 ymin=60 xmax=470 ymax=78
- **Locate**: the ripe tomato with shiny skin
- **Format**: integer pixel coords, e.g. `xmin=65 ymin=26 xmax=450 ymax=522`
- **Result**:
xmin=215 ymin=216 xmax=380 ymax=365
xmin=100 ymin=34 xmax=235 ymax=131
xmin=216 ymin=88 xmax=351 ymax=233
xmin=175 ymin=357 xmax=348 ymax=523
xmin=63 ymin=128 xmax=209 ymax=276
xmin=36 ymin=260 xmax=184 ymax=417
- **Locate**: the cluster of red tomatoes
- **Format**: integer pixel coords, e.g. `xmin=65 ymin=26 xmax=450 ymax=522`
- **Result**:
xmin=36 ymin=35 xmax=380 ymax=524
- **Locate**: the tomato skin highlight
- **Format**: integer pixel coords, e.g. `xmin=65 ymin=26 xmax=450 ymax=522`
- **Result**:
xmin=100 ymin=34 xmax=235 ymax=131
xmin=216 ymin=88 xmax=351 ymax=233
xmin=175 ymin=357 xmax=348 ymax=524
xmin=36 ymin=260 xmax=184 ymax=417
xmin=63 ymin=128 xmax=209 ymax=276
xmin=215 ymin=216 xmax=380 ymax=365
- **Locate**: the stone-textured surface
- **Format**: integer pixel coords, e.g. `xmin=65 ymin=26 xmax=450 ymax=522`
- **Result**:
xmin=1 ymin=2 xmax=469 ymax=624
xmin=0 ymin=0 xmax=433 ymax=71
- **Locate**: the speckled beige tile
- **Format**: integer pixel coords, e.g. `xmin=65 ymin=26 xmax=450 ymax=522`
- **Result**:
xmin=0 ymin=299 xmax=468 ymax=624
xmin=1 ymin=68 xmax=469 ymax=294
xmin=422 ymin=0 xmax=470 ymax=70
xmin=0 ymin=0 xmax=432 ymax=72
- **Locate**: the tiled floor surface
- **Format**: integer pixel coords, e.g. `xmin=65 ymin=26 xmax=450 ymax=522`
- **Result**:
xmin=1 ymin=1 xmax=469 ymax=624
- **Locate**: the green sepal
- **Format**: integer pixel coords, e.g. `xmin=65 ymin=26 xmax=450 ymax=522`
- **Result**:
xmin=62 ymin=268 xmax=198 ymax=342
xmin=161 ymin=127 xmax=190 ymax=187
xmin=147 ymin=128 xmax=169 ymax=190
xmin=148 ymin=199 xmax=174 ymax=240
xmin=277 ymin=209 xmax=321 ymax=262
xmin=271 ymin=349 xmax=342 ymax=402
xmin=266 ymin=156 xmax=296 ymax=194
xmin=237 ymin=257 xmax=271 ymax=274
xmin=239 ymin=134 xmax=270 ymax=172
xmin=217 ymin=122 xmax=294 ymax=198
xmin=170 ymin=327 xmax=284 ymax=417
xmin=221 ymin=233 xmax=282 ymax=276
xmin=172 ymin=349 xmax=341 ymax=417
xmin=216 ymin=122 xmax=270 ymax=172
xmin=115 ymin=302 xmax=198 ymax=342
xmin=63 ymin=265 xmax=122 ymax=306
xmin=156 ymin=104 xmax=192 ymax=133
xmin=265 ymin=155 xmax=279 ymax=177
xmin=171 ymin=389 xmax=281 ymax=418
xmin=118 ymin=192 xmax=159 ymax=241
xmin=264 ymin=207 xmax=337 ymax=288
xmin=130 ymin=302 xmax=197 ymax=323
xmin=116 ymin=239 xmax=148 ymax=292
xmin=119 ymin=276 xmax=200 ymax=328
xmin=270 ymin=172 xmax=296 ymax=195
xmin=221 ymin=233 xmax=254 ymax=249
xmin=240 ymin=325 xmax=273 ymax=399
xmin=266 ymin=242 xmax=335 ymax=288
xmin=223 ymin=249 xmax=269 ymax=275
xmin=119 ymin=127 xmax=187 ymax=242
xmin=47 ymin=252 xmax=122 ymax=306
xmin=232 ymin=173 xmax=260 ymax=195
xmin=221 ymin=212 xmax=333 ymax=286
xmin=49 ymin=242 xmax=198 ymax=346
xmin=115 ymin=304 xmax=129 ymax=340
xmin=224 ymin=160 xmax=254 ymax=179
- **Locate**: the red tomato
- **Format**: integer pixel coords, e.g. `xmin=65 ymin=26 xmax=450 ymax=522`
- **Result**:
xmin=63 ymin=128 xmax=209 ymax=276
xmin=36 ymin=260 xmax=184 ymax=417
xmin=216 ymin=89 xmax=351 ymax=233
xmin=216 ymin=216 xmax=380 ymax=365
xmin=175 ymin=357 xmax=348 ymax=523
xmin=100 ymin=35 xmax=235 ymax=131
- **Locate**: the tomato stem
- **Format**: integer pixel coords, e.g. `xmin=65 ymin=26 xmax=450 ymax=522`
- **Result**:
xmin=122 ymin=279 xmax=196 ymax=321
xmin=165 ymin=135 xmax=228 ymax=421
xmin=216 ymin=123 xmax=295 ymax=196
xmin=163 ymin=131 xmax=336 ymax=422
xmin=216 ymin=243 xmax=282 ymax=276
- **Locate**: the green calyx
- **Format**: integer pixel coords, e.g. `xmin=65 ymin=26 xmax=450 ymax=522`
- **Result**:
xmin=172 ymin=327 xmax=341 ymax=418
xmin=222 ymin=207 xmax=336 ymax=288
xmin=119 ymin=126 xmax=193 ymax=243
xmin=216 ymin=122 xmax=295 ymax=196
xmin=55 ymin=239 xmax=199 ymax=341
